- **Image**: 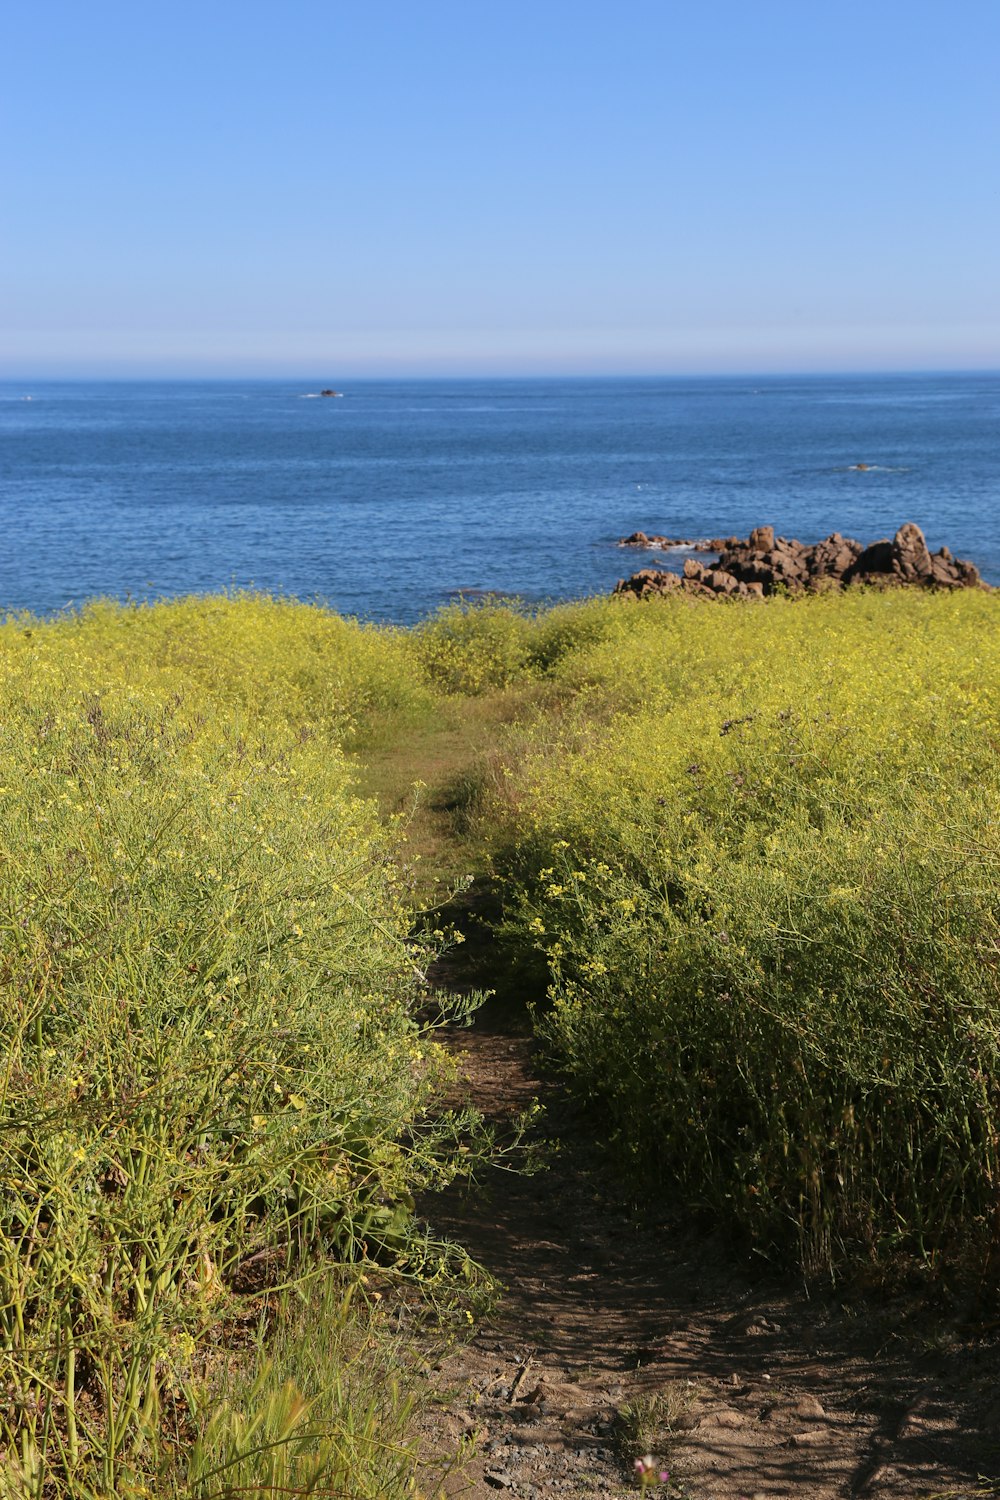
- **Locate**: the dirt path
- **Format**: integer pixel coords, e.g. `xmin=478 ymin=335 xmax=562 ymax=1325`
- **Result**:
xmin=356 ymin=719 xmax=1000 ymax=1499
xmin=418 ymin=900 xmax=1000 ymax=1500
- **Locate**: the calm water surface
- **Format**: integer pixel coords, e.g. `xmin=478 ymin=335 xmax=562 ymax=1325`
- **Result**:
xmin=1 ymin=375 xmax=997 ymax=621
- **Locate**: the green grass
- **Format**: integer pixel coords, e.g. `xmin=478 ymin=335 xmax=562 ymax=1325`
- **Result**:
xmin=183 ymin=1278 xmax=460 ymax=1500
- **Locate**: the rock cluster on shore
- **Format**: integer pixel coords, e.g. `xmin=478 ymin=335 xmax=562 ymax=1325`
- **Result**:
xmin=620 ymin=531 xmax=743 ymax=552
xmin=614 ymin=523 xmax=985 ymax=601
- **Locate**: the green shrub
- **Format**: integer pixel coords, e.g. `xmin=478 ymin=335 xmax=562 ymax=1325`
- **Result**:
xmin=521 ymin=599 xmax=619 ymax=675
xmin=414 ymin=601 xmax=537 ymax=694
xmin=491 ymin=589 xmax=1000 ymax=1276
xmin=16 ymin=592 xmax=433 ymax=742
xmin=0 ymin=600 xmax=469 ymax=1496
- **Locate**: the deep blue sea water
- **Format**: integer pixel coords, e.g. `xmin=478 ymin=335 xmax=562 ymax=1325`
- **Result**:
xmin=1 ymin=374 xmax=997 ymax=622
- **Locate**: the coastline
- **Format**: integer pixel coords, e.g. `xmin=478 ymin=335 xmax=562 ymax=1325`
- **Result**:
xmin=614 ymin=520 xmax=987 ymax=601
xmin=2 ymin=373 xmax=999 ymax=621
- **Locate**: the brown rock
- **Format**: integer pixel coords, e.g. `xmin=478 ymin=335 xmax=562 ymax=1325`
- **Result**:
xmin=809 ymin=533 xmax=862 ymax=579
xmin=612 ymin=567 xmax=683 ymax=600
xmin=930 ymin=555 xmax=960 ymax=587
xmin=613 ymin=522 xmax=988 ymax=602
xmin=955 ymin=558 xmax=982 ymax=586
xmin=720 ymin=554 xmax=777 ymax=590
xmin=891 ymin=522 xmax=933 ymax=581
xmin=707 ymin=569 xmax=738 ymax=594
xmin=793 ymin=1396 xmax=826 ymax=1421
xmin=844 ymin=538 xmax=894 ymax=581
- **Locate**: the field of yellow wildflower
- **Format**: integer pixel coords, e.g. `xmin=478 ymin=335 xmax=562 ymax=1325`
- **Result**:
xmin=0 ymin=597 xmax=470 ymax=1498
xmin=464 ymin=589 xmax=1000 ymax=1277
xmin=4 ymin=585 xmax=999 ymax=1495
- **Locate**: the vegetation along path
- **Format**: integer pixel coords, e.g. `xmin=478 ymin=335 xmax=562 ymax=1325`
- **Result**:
xmin=357 ymin=688 xmax=1000 ymax=1500
xmin=11 ymin=590 xmax=1000 ymax=1497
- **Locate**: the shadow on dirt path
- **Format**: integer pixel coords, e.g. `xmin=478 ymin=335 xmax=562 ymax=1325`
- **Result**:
xmin=418 ymin=889 xmax=1000 ymax=1500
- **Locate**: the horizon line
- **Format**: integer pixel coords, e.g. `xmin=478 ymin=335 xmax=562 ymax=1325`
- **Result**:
xmin=2 ymin=365 xmax=999 ymax=384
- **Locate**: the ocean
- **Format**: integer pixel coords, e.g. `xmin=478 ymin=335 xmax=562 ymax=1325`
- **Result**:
xmin=1 ymin=373 xmax=997 ymax=622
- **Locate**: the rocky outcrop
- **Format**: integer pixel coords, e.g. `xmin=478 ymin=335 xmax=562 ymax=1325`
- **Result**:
xmin=620 ymin=531 xmax=741 ymax=552
xmin=614 ymin=523 xmax=986 ymax=602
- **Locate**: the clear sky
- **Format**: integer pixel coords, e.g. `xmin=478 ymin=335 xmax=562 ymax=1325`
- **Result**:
xmin=4 ymin=1 xmax=999 ymax=377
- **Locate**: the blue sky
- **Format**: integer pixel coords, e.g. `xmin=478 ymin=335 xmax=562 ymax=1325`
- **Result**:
xmin=4 ymin=1 xmax=999 ymax=376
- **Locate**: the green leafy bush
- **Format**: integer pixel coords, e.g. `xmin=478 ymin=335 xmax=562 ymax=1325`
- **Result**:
xmin=0 ymin=600 xmax=468 ymax=1496
xmin=489 ymin=589 xmax=1000 ymax=1276
xmin=414 ymin=601 xmax=537 ymax=693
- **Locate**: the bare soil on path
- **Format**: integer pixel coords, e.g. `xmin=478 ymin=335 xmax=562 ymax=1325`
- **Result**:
xmin=419 ymin=901 xmax=1000 ymax=1500
xmin=355 ymin=713 xmax=1000 ymax=1500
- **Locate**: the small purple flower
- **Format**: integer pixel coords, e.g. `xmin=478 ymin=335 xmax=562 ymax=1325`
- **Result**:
xmin=633 ymin=1456 xmax=669 ymax=1489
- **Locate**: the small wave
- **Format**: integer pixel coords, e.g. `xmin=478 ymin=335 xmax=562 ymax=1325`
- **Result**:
xmin=619 ymin=541 xmax=707 ymax=556
xmin=818 ymin=393 xmax=972 ymax=406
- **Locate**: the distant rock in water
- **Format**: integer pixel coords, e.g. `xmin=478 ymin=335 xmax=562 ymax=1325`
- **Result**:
xmin=619 ymin=530 xmax=740 ymax=552
xmin=614 ymin=523 xmax=986 ymax=601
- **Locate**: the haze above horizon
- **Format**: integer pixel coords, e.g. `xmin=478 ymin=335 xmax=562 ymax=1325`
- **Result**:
xmin=5 ymin=1 xmax=999 ymax=379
